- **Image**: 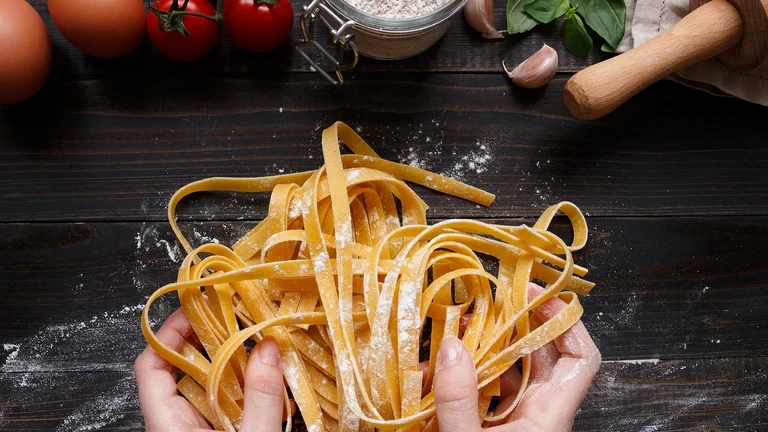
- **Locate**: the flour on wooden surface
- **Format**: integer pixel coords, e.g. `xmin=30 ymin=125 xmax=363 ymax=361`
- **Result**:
xmin=0 ymin=302 xmax=154 ymax=430
xmin=56 ymin=376 xmax=136 ymax=432
xmin=399 ymin=144 xmax=442 ymax=171
xmin=135 ymin=223 xmax=182 ymax=265
xmin=603 ymin=359 xmax=661 ymax=365
xmin=439 ymin=140 xmax=495 ymax=181
xmin=398 ymin=135 xmax=496 ymax=183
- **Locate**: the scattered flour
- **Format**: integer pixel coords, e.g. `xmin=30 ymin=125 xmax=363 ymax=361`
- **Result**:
xmin=135 ymin=223 xmax=183 ymax=264
xmin=603 ymin=359 xmax=661 ymax=365
xmin=399 ymin=144 xmax=442 ymax=170
xmin=191 ymin=227 xmax=221 ymax=245
xmin=1 ymin=301 xmax=156 ymax=430
xmin=440 ymin=140 xmax=494 ymax=181
xmin=56 ymin=377 xmax=136 ymax=432
xmin=397 ymin=136 xmax=495 ymax=183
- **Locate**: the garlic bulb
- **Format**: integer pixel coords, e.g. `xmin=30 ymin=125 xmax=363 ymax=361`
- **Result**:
xmin=503 ymin=44 xmax=559 ymax=88
xmin=464 ymin=0 xmax=503 ymax=39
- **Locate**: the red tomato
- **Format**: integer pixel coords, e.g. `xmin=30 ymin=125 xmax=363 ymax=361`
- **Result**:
xmin=147 ymin=0 xmax=220 ymax=62
xmin=48 ymin=0 xmax=145 ymax=59
xmin=224 ymin=0 xmax=294 ymax=53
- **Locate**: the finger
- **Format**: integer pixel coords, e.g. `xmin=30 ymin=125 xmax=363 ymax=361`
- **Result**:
xmin=135 ymin=309 xmax=209 ymax=429
xmin=286 ymin=400 xmax=297 ymax=421
xmin=509 ymin=283 xmax=600 ymax=429
xmin=523 ymin=284 xmax=559 ymax=384
xmin=186 ymin=331 xmax=204 ymax=351
xmin=459 ymin=314 xmax=472 ymax=333
xmin=433 ymin=337 xmax=482 ymax=432
xmin=135 ymin=308 xmax=194 ymax=375
xmin=487 ymin=364 xmax=523 ymax=427
xmin=527 ymin=282 xmax=599 ymax=377
xmin=530 ymin=290 xmax=601 ymax=369
xmin=241 ymin=336 xmax=286 ymax=432
xmin=419 ymin=360 xmax=431 ymax=396
xmin=498 ymin=364 xmax=522 ymax=399
xmin=488 ymin=340 xmax=558 ymax=428
xmin=530 ymin=342 xmax=559 ymax=383
xmin=419 ymin=360 xmax=429 ymax=380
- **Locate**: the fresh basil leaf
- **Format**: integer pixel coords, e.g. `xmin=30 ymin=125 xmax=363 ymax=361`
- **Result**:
xmin=562 ymin=11 xmax=592 ymax=59
xmin=523 ymin=0 xmax=570 ymax=24
xmin=574 ymin=0 xmax=625 ymax=51
xmin=507 ymin=0 xmax=539 ymax=34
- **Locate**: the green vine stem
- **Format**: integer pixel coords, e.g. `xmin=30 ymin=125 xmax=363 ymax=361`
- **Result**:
xmin=150 ymin=0 xmax=225 ymax=34
xmin=151 ymin=0 xmax=282 ymax=34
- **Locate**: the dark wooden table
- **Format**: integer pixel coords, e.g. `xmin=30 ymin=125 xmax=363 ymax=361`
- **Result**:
xmin=2 ymin=1 xmax=768 ymax=430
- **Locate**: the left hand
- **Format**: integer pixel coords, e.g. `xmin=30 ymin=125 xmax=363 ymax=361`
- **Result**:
xmin=134 ymin=308 xmax=288 ymax=432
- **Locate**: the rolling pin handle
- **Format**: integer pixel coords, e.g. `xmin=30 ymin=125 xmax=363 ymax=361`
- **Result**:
xmin=563 ymin=0 xmax=743 ymax=120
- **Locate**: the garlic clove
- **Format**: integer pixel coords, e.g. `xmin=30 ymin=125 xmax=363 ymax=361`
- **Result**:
xmin=464 ymin=0 xmax=503 ymax=39
xmin=503 ymin=44 xmax=559 ymax=88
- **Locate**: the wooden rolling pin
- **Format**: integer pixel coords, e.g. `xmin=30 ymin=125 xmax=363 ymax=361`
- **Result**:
xmin=563 ymin=0 xmax=768 ymax=120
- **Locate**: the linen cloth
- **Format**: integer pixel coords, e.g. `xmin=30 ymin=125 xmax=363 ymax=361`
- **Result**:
xmin=617 ymin=0 xmax=768 ymax=105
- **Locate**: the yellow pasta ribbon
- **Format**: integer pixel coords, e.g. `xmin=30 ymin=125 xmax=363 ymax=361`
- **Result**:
xmin=141 ymin=122 xmax=594 ymax=432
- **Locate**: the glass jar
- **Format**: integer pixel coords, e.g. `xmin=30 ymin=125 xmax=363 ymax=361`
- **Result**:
xmin=295 ymin=0 xmax=468 ymax=84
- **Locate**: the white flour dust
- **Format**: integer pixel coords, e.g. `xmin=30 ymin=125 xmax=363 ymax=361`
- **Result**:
xmin=592 ymin=359 xmax=768 ymax=430
xmin=603 ymin=359 xmax=661 ymax=365
xmin=397 ymin=134 xmax=496 ymax=183
xmin=135 ymin=223 xmax=182 ymax=264
xmin=56 ymin=376 xmax=137 ymax=432
xmin=1 ymin=303 xmax=153 ymax=430
xmin=439 ymin=140 xmax=494 ymax=180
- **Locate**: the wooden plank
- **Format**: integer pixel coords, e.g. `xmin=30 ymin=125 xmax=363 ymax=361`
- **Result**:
xmin=2 ymin=75 xmax=767 ymax=222
xmin=2 ymin=217 xmax=766 ymax=360
xmin=0 ymin=371 xmax=144 ymax=431
xmin=28 ymin=0 xmax=604 ymax=76
xmin=1 ymin=359 xmax=766 ymax=430
xmin=577 ymin=357 xmax=768 ymax=431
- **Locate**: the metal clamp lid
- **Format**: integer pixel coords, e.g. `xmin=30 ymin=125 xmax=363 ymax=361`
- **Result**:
xmin=295 ymin=0 xmax=360 ymax=85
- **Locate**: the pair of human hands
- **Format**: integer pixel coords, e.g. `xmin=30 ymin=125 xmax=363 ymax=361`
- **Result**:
xmin=135 ymin=284 xmax=601 ymax=432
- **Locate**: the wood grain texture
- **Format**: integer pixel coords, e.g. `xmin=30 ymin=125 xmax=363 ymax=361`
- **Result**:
xmin=1 ymin=75 xmax=767 ymax=222
xmin=2 ymin=217 xmax=766 ymax=360
xmin=2 ymin=218 xmax=766 ymax=430
xmin=26 ymin=0 xmax=605 ymax=77
xmin=3 ymin=3 xmax=768 ymax=430
xmin=2 ymin=360 xmax=765 ymax=431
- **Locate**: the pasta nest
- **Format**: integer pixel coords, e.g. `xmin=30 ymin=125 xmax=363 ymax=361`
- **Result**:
xmin=142 ymin=122 xmax=593 ymax=432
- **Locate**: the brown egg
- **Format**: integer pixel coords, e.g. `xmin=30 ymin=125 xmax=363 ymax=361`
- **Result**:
xmin=48 ymin=0 xmax=146 ymax=59
xmin=0 ymin=0 xmax=52 ymax=105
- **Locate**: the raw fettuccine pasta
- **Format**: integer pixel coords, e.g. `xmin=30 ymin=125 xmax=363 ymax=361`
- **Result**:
xmin=141 ymin=121 xmax=594 ymax=432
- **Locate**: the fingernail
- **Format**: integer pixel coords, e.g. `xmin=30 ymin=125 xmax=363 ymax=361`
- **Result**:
xmin=436 ymin=337 xmax=464 ymax=373
xmin=258 ymin=336 xmax=281 ymax=366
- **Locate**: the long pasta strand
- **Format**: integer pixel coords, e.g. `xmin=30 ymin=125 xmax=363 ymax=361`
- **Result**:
xmin=141 ymin=121 xmax=594 ymax=432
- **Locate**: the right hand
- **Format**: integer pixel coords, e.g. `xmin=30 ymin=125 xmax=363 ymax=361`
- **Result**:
xmin=433 ymin=283 xmax=601 ymax=432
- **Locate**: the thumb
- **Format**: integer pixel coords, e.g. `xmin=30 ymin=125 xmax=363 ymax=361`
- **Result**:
xmin=240 ymin=336 xmax=286 ymax=432
xmin=433 ymin=337 xmax=482 ymax=432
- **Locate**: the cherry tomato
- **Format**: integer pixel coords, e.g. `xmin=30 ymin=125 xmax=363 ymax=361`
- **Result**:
xmin=224 ymin=0 xmax=294 ymax=53
xmin=48 ymin=0 xmax=145 ymax=59
xmin=147 ymin=0 xmax=220 ymax=62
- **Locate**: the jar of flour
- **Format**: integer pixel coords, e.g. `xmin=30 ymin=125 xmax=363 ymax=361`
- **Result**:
xmin=296 ymin=0 xmax=467 ymax=84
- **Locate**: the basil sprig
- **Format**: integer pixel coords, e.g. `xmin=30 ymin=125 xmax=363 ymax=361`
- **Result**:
xmin=506 ymin=0 xmax=539 ymax=34
xmin=507 ymin=0 xmax=625 ymax=59
xmin=562 ymin=7 xmax=592 ymax=59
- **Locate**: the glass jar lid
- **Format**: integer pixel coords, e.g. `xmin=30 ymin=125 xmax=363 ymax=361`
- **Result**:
xmin=325 ymin=0 xmax=468 ymax=34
